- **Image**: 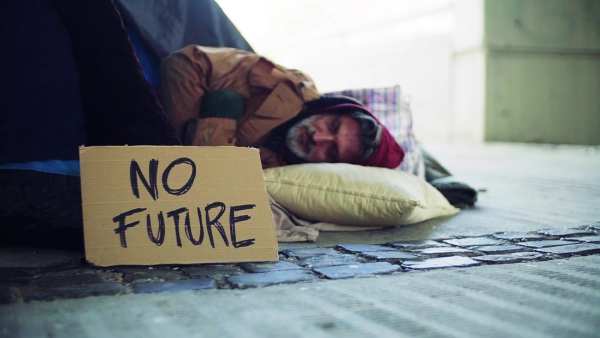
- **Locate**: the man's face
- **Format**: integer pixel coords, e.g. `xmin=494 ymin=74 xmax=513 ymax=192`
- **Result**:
xmin=285 ymin=113 xmax=362 ymax=163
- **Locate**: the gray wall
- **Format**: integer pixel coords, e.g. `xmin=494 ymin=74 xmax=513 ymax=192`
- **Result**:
xmin=484 ymin=0 xmax=600 ymax=145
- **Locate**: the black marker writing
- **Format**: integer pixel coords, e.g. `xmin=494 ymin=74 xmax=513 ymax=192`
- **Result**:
xmin=130 ymin=160 xmax=159 ymax=200
xmin=113 ymin=207 xmax=147 ymax=248
xmin=129 ymin=157 xmax=196 ymax=200
xmin=230 ymin=204 xmax=256 ymax=248
xmin=185 ymin=207 xmax=205 ymax=245
xmin=146 ymin=211 xmax=165 ymax=246
xmin=205 ymin=202 xmax=230 ymax=248
xmin=162 ymin=157 xmax=196 ymax=196
xmin=166 ymin=207 xmax=189 ymax=247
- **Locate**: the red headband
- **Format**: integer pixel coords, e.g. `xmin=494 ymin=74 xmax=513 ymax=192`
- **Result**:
xmin=296 ymin=103 xmax=405 ymax=169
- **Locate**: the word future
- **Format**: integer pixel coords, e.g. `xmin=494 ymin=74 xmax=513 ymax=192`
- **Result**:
xmin=112 ymin=158 xmax=256 ymax=249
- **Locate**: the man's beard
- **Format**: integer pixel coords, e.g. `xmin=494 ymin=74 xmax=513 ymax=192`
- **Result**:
xmin=285 ymin=115 xmax=319 ymax=161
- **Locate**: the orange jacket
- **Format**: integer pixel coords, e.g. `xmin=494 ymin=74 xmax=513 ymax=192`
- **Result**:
xmin=159 ymin=45 xmax=321 ymax=168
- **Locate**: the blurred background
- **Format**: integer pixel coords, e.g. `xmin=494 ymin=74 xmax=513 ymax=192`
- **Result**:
xmin=216 ymin=0 xmax=600 ymax=145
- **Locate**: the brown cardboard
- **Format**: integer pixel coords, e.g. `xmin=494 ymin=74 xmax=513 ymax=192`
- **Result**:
xmin=79 ymin=146 xmax=278 ymax=266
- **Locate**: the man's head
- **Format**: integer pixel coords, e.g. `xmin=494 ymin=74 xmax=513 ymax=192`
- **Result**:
xmin=281 ymin=103 xmax=404 ymax=169
xmin=285 ymin=111 xmax=381 ymax=164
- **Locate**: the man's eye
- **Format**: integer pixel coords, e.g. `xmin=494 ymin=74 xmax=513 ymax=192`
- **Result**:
xmin=330 ymin=117 xmax=341 ymax=133
xmin=334 ymin=118 xmax=341 ymax=132
xmin=328 ymin=144 xmax=339 ymax=162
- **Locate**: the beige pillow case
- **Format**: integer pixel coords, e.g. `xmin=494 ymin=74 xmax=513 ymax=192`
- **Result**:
xmin=263 ymin=163 xmax=459 ymax=226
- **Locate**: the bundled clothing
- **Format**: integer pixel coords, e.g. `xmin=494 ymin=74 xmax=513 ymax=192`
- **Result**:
xmin=159 ymin=45 xmax=321 ymax=168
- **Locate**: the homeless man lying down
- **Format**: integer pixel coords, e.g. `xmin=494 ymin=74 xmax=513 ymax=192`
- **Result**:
xmin=159 ymin=45 xmax=404 ymax=170
xmin=0 ymin=44 xmax=476 ymax=251
xmin=159 ymin=45 xmax=476 ymax=207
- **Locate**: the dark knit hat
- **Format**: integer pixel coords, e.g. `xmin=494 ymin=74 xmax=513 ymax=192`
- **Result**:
xmin=302 ymin=103 xmax=405 ymax=169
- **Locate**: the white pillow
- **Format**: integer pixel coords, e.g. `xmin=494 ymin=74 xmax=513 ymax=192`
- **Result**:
xmin=263 ymin=163 xmax=458 ymax=226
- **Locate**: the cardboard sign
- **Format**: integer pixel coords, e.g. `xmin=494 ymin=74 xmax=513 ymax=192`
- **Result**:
xmin=79 ymin=146 xmax=278 ymax=266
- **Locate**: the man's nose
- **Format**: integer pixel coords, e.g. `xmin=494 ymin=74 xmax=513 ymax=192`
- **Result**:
xmin=312 ymin=131 xmax=334 ymax=144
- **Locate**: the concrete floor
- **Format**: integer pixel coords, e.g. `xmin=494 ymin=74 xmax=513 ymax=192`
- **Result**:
xmin=1 ymin=142 xmax=599 ymax=337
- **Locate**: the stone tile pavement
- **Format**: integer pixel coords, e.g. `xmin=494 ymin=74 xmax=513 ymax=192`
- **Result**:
xmin=1 ymin=224 xmax=598 ymax=304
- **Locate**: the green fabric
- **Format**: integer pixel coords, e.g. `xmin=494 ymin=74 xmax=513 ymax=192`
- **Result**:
xmin=201 ymin=90 xmax=244 ymax=122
